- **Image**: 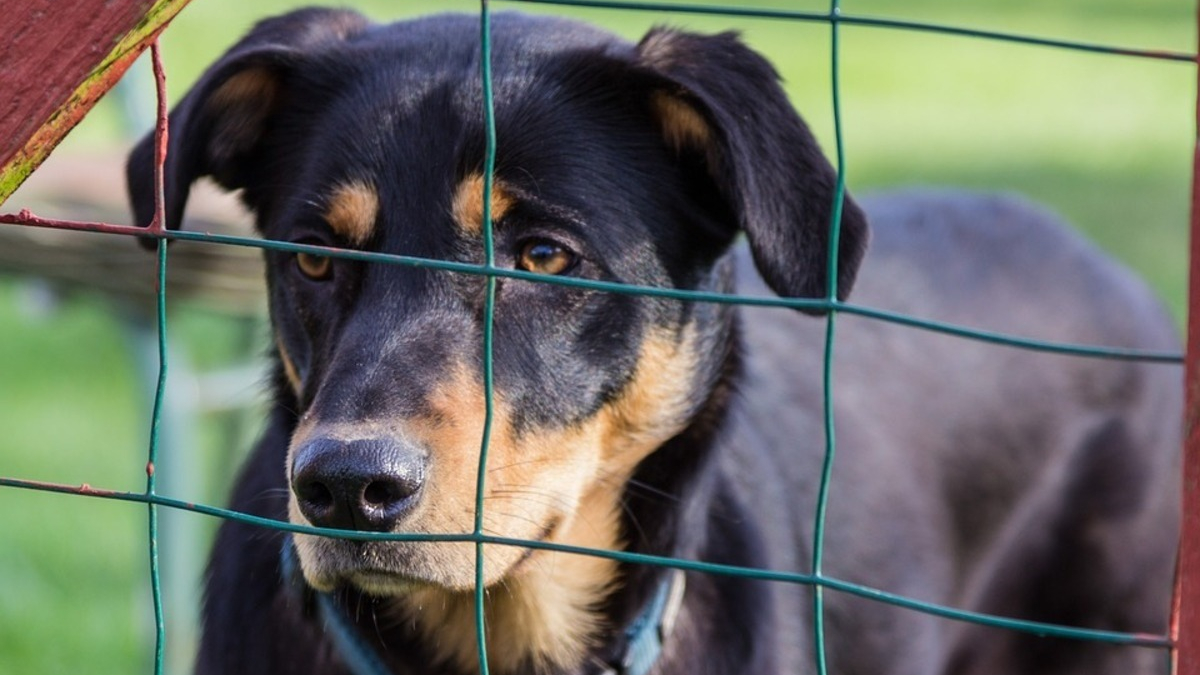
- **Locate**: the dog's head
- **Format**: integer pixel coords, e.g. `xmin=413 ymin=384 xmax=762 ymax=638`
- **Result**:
xmin=127 ymin=9 xmax=867 ymax=595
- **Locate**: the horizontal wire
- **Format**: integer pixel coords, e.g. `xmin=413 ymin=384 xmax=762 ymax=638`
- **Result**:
xmin=0 ymin=474 xmax=1173 ymax=649
xmin=0 ymin=215 xmax=1183 ymax=364
xmin=501 ymin=0 xmax=1196 ymax=63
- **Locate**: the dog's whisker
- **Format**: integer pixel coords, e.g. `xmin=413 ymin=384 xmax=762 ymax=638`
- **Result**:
xmin=596 ymin=474 xmax=683 ymax=506
xmin=369 ymin=603 xmax=389 ymax=656
xmin=482 ymin=489 xmax=574 ymax=516
xmin=485 ymin=486 xmax=571 ymax=502
xmin=246 ymin=487 xmax=292 ymax=506
xmin=485 ymin=456 xmax=555 ymax=474
xmin=478 ymin=511 xmax=546 ymax=532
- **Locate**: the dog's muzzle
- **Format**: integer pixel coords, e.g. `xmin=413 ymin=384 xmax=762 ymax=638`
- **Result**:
xmin=291 ymin=437 xmax=427 ymax=531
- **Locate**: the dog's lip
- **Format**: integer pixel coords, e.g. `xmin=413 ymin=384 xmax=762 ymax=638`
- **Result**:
xmin=308 ymin=517 xmax=564 ymax=592
xmin=345 ymin=568 xmax=427 ymax=595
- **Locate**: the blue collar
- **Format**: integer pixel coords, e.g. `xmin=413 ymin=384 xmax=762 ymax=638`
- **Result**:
xmin=281 ymin=539 xmax=686 ymax=675
xmin=600 ymin=568 xmax=687 ymax=675
xmin=281 ymin=539 xmax=393 ymax=675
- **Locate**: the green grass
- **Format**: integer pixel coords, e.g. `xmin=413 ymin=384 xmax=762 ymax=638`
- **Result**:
xmin=0 ymin=1 xmax=1193 ymax=673
xmin=0 ymin=286 xmax=147 ymax=671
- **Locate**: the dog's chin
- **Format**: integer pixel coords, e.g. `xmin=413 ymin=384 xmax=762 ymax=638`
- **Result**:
xmin=342 ymin=569 xmax=430 ymax=596
xmin=301 ymin=562 xmax=429 ymax=596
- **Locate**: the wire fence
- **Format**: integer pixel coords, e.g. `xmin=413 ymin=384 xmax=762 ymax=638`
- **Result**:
xmin=0 ymin=0 xmax=1193 ymax=673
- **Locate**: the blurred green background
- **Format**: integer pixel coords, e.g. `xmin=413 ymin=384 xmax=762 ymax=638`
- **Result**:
xmin=0 ymin=0 xmax=1193 ymax=673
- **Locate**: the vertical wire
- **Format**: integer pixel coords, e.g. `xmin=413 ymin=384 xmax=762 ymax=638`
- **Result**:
xmin=147 ymin=40 xmax=170 ymax=675
xmin=474 ymin=2 xmax=498 ymax=674
xmin=811 ymin=4 xmax=847 ymax=675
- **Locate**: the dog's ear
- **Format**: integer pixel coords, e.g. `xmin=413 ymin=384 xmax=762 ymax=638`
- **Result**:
xmin=126 ymin=8 xmax=370 ymax=238
xmin=636 ymin=28 xmax=868 ymax=303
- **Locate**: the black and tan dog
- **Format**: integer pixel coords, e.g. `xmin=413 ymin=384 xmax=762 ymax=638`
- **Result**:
xmin=127 ymin=9 xmax=1181 ymax=675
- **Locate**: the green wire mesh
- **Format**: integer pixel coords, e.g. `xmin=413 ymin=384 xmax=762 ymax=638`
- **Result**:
xmin=0 ymin=1 xmax=1192 ymax=674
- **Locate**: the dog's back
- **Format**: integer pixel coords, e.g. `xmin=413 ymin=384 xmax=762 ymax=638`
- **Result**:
xmin=724 ymin=190 xmax=1179 ymax=674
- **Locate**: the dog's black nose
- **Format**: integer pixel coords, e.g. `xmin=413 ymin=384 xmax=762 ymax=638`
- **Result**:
xmin=291 ymin=437 xmax=426 ymax=531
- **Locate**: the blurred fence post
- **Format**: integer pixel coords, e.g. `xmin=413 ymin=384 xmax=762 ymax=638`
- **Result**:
xmin=1173 ymin=3 xmax=1200 ymax=672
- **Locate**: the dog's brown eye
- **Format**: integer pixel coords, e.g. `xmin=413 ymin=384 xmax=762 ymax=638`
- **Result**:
xmin=296 ymin=251 xmax=332 ymax=280
xmin=517 ymin=240 xmax=575 ymax=275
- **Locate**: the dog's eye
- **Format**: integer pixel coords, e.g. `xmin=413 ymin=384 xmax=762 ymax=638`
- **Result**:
xmin=297 ymin=252 xmax=332 ymax=280
xmin=294 ymin=244 xmax=333 ymax=281
xmin=517 ymin=240 xmax=576 ymax=276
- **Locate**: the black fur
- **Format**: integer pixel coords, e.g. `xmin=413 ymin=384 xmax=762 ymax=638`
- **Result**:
xmin=127 ymin=10 xmax=1180 ymax=675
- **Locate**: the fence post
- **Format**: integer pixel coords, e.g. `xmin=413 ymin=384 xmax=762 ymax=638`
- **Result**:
xmin=1173 ymin=3 xmax=1200 ymax=671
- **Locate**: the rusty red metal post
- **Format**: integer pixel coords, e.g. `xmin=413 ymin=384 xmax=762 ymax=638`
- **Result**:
xmin=1171 ymin=4 xmax=1200 ymax=673
xmin=0 ymin=0 xmax=192 ymax=204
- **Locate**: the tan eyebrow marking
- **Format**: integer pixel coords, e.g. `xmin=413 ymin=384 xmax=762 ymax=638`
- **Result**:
xmin=208 ymin=67 xmax=280 ymax=112
xmin=451 ymin=172 xmax=515 ymax=235
xmin=324 ymin=180 xmax=379 ymax=246
xmin=275 ymin=337 xmax=301 ymax=395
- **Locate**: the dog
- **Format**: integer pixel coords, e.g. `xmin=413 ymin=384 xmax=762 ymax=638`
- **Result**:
xmin=126 ymin=9 xmax=1181 ymax=675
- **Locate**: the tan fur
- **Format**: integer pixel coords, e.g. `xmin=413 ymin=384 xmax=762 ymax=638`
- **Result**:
xmin=288 ymin=329 xmax=699 ymax=674
xmin=324 ymin=181 xmax=379 ymax=246
xmin=451 ymin=173 xmax=515 ymax=235
xmin=597 ymin=327 xmax=701 ymax=474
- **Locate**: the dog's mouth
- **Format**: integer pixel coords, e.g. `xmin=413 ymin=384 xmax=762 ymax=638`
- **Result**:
xmin=294 ymin=517 xmax=563 ymax=596
xmin=296 ymin=537 xmax=457 ymax=594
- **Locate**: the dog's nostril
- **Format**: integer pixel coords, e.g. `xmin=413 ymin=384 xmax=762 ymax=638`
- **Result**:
xmin=297 ymin=479 xmax=334 ymax=510
xmin=363 ymin=479 xmax=403 ymax=508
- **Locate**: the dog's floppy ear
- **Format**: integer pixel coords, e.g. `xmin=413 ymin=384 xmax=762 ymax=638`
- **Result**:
xmin=636 ymin=28 xmax=868 ymax=302
xmin=126 ymin=8 xmax=370 ymax=236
